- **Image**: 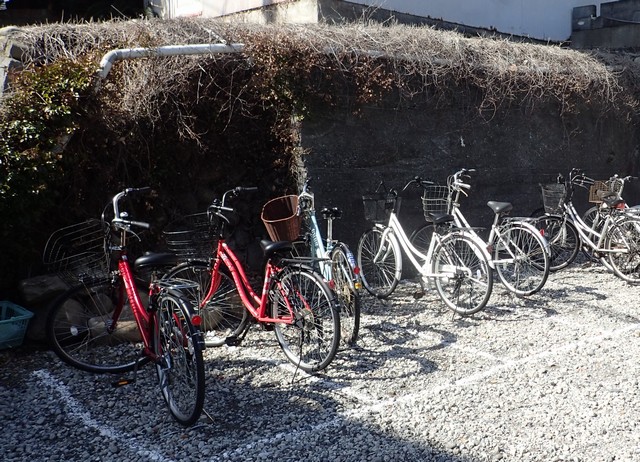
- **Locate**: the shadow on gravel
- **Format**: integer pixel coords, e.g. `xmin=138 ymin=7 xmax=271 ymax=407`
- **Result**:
xmin=193 ymin=354 xmax=478 ymax=462
xmin=2 ymin=348 xmax=479 ymax=462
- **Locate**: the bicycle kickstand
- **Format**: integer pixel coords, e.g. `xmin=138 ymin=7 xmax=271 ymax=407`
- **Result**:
xmin=111 ymin=352 xmax=146 ymax=388
xmin=224 ymin=322 xmax=252 ymax=347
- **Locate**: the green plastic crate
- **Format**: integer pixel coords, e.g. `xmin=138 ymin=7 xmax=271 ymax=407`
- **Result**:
xmin=0 ymin=301 xmax=34 ymax=349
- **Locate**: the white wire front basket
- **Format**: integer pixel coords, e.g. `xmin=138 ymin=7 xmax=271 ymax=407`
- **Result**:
xmin=421 ymin=185 xmax=451 ymax=219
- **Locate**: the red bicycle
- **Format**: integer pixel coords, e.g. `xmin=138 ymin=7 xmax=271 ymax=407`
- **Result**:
xmin=44 ymin=187 xmax=206 ymax=426
xmin=163 ymin=186 xmax=341 ymax=373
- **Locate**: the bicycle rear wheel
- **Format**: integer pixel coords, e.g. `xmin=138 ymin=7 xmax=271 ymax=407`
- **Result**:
xmin=494 ymin=222 xmax=550 ymax=296
xmin=357 ymin=226 xmax=401 ymax=298
xmin=153 ymin=292 xmax=205 ymax=426
xmin=163 ymin=261 xmax=248 ymax=347
xmin=605 ymin=216 xmax=640 ymax=283
xmin=409 ymin=223 xmax=435 ymax=256
xmin=46 ymin=277 xmax=149 ymax=374
xmin=432 ymin=232 xmax=493 ymax=316
xmin=271 ymin=266 xmax=340 ymax=373
xmin=330 ymin=244 xmax=361 ymax=346
xmin=534 ymin=215 xmax=580 ymax=271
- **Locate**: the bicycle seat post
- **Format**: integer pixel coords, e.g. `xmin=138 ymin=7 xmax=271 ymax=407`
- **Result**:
xmin=325 ymin=213 xmax=334 ymax=245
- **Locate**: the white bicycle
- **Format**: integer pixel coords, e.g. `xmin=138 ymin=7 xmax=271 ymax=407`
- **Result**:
xmin=357 ymin=178 xmax=493 ymax=316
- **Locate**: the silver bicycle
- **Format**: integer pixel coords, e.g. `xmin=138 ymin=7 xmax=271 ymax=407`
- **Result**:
xmin=410 ymin=169 xmax=550 ymax=296
xmin=535 ymin=168 xmax=640 ymax=282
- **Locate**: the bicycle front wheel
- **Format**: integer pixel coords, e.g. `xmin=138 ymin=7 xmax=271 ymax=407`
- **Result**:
xmin=46 ymin=277 xmax=149 ymax=374
xmin=357 ymin=226 xmax=401 ymax=298
xmin=163 ymin=261 xmax=248 ymax=347
xmin=494 ymin=222 xmax=550 ymax=296
xmin=330 ymin=244 xmax=361 ymax=346
xmin=605 ymin=216 xmax=640 ymax=283
xmin=534 ymin=215 xmax=580 ymax=271
xmin=271 ymin=266 xmax=340 ymax=373
xmin=432 ymin=233 xmax=493 ymax=316
xmin=153 ymin=292 xmax=205 ymax=426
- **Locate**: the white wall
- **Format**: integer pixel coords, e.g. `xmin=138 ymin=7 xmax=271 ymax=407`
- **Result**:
xmin=149 ymin=0 xmax=596 ymax=40
xmin=347 ymin=0 xmax=597 ymax=41
xmin=205 ymin=0 xmax=290 ymax=16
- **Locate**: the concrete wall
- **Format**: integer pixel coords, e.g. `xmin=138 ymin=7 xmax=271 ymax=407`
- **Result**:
xmin=571 ymin=0 xmax=640 ymax=49
xmin=210 ymin=0 xmax=318 ymax=24
xmin=298 ymin=93 xmax=640 ymax=251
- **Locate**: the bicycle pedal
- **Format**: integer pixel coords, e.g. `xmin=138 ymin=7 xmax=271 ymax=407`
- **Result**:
xmin=225 ymin=336 xmax=242 ymax=346
xmin=261 ymin=323 xmax=274 ymax=332
xmin=412 ymin=290 xmax=425 ymax=299
xmin=112 ymin=378 xmax=135 ymax=388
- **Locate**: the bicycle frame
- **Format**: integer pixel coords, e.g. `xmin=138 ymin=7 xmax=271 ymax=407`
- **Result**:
xmin=450 ymin=205 xmax=535 ymax=269
xmin=561 ymin=198 xmax=621 ymax=255
xmin=376 ymin=211 xmax=459 ymax=279
xmin=109 ymin=190 xmax=197 ymax=361
xmin=116 ymin=257 xmax=156 ymax=356
xmin=202 ymin=240 xmax=295 ymax=325
xmin=107 ymin=190 xmax=159 ymax=359
xmin=297 ymin=191 xmax=342 ymax=269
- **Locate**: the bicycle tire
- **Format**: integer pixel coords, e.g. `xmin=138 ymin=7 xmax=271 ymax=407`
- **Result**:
xmin=163 ymin=260 xmax=248 ymax=347
xmin=534 ymin=215 xmax=580 ymax=271
xmin=409 ymin=223 xmax=436 ymax=256
xmin=530 ymin=207 xmax=546 ymax=218
xmin=271 ymin=266 xmax=340 ymax=373
xmin=330 ymin=244 xmax=361 ymax=346
xmin=357 ymin=226 xmax=402 ymax=298
xmin=432 ymin=232 xmax=493 ymax=316
xmin=46 ymin=277 xmax=150 ymax=374
xmin=493 ymin=222 xmax=550 ymax=296
xmin=153 ymin=292 xmax=205 ymax=426
xmin=582 ymin=206 xmax=602 ymax=231
xmin=605 ymin=216 xmax=640 ymax=283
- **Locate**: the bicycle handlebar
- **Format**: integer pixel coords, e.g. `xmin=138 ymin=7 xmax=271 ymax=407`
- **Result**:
xmin=449 ymin=168 xmax=475 ymax=193
xmin=402 ymin=176 xmax=435 ymax=191
xmin=111 ymin=187 xmax=152 ymax=230
xmin=207 ymin=186 xmax=258 ymax=217
xmin=567 ymin=169 xmax=595 ymax=188
xmin=219 ymin=186 xmax=258 ymax=207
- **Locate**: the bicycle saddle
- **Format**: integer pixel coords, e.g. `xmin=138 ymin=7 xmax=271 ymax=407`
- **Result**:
xmin=321 ymin=207 xmax=342 ymax=220
xmin=487 ymin=201 xmax=513 ymax=215
xmin=425 ymin=212 xmax=455 ymax=225
xmin=134 ymin=252 xmax=181 ymax=270
xmin=260 ymin=240 xmax=293 ymax=258
xmin=597 ymin=190 xmax=625 ymax=209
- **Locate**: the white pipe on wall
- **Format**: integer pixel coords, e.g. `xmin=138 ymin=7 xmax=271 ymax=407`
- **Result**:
xmin=96 ymin=43 xmax=245 ymax=80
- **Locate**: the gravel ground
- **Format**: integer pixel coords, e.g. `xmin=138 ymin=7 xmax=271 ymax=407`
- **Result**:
xmin=2 ymin=261 xmax=640 ymax=462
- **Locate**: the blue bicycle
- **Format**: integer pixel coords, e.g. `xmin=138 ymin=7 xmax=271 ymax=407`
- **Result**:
xmin=291 ymin=179 xmax=362 ymax=346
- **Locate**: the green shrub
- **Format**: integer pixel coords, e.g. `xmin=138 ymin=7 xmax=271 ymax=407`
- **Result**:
xmin=0 ymin=58 xmax=94 ymax=288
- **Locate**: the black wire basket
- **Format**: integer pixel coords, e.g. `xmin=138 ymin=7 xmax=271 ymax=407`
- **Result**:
xmin=362 ymin=191 xmax=400 ymax=223
xmin=541 ymin=184 xmax=566 ymax=214
xmin=163 ymin=212 xmax=216 ymax=259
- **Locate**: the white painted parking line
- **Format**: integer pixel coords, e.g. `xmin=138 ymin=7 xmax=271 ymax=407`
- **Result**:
xmin=33 ymin=369 xmax=176 ymax=462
